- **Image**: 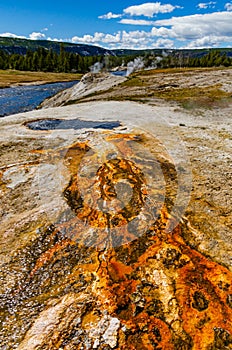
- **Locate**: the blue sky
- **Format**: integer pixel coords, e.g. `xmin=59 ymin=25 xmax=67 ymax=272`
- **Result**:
xmin=0 ymin=1 xmax=232 ymax=49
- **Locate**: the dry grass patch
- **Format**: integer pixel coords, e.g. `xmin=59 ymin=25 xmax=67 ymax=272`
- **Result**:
xmin=137 ymin=66 xmax=229 ymax=76
xmin=0 ymin=70 xmax=82 ymax=88
xmin=121 ymin=76 xmax=146 ymax=87
xmin=151 ymin=84 xmax=232 ymax=109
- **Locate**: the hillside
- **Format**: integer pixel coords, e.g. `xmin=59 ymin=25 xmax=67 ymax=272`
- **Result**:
xmin=0 ymin=36 xmax=115 ymax=56
xmin=1 ymin=37 xmax=232 ymax=60
xmin=112 ymin=47 xmax=232 ymax=58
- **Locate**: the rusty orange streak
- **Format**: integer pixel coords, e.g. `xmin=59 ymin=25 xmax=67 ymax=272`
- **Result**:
xmin=30 ymin=239 xmax=73 ymax=277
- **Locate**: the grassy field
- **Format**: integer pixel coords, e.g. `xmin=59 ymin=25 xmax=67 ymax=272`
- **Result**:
xmin=0 ymin=70 xmax=82 ymax=88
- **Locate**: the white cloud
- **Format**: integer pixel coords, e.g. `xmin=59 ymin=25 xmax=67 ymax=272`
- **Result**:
xmin=72 ymin=30 xmax=153 ymax=49
xmin=71 ymin=29 xmax=174 ymax=49
xmin=151 ymin=26 xmax=174 ymax=37
xmin=119 ymin=19 xmax=157 ymax=25
xmin=0 ymin=32 xmax=26 ymax=39
xmin=198 ymin=3 xmax=208 ymax=8
xmin=155 ymin=38 xmax=174 ymax=48
xmin=123 ymin=2 xmax=181 ymax=17
xmin=153 ymin=11 xmax=232 ymax=39
xmin=98 ymin=12 xmax=122 ymax=19
xmin=225 ymin=2 xmax=232 ymax=10
xmin=1 ymin=8 xmax=232 ymax=51
xmin=29 ymin=32 xmax=46 ymax=40
xmin=197 ymin=1 xmax=216 ymax=9
xmin=72 ymin=32 xmax=121 ymax=45
xmin=46 ymin=37 xmax=61 ymax=42
xmin=185 ymin=35 xmax=229 ymax=48
xmin=61 ymin=11 xmax=232 ymax=49
xmin=72 ymin=34 xmax=97 ymax=44
xmin=154 ymin=10 xmax=232 ymax=26
xmin=121 ymin=30 xmax=152 ymax=47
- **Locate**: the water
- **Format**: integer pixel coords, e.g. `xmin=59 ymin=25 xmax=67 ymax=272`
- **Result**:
xmin=25 ymin=118 xmax=121 ymax=131
xmin=0 ymin=80 xmax=78 ymax=117
xmin=110 ymin=70 xmax=127 ymax=77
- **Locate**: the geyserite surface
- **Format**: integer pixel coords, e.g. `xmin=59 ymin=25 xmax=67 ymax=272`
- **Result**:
xmin=0 ymin=101 xmax=231 ymax=350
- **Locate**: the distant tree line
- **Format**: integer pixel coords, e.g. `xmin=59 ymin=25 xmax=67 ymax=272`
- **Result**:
xmin=0 ymin=43 xmax=128 ymax=73
xmin=0 ymin=45 xmax=231 ymax=73
xmin=0 ymin=44 xmax=100 ymax=73
xmin=154 ymin=50 xmax=232 ymax=69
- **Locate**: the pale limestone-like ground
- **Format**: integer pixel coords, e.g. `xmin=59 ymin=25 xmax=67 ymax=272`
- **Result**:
xmin=39 ymin=68 xmax=232 ymax=107
xmin=40 ymin=72 xmax=126 ymax=108
xmin=0 ymin=99 xmax=232 ymax=349
xmin=0 ymin=100 xmax=231 ymax=269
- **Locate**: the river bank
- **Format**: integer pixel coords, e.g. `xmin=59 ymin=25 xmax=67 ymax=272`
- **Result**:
xmin=0 ymin=70 xmax=82 ymax=88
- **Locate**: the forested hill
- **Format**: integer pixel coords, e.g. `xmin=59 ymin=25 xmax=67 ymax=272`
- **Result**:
xmin=112 ymin=47 xmax=232 ymax=58
xmin=0 ymin=37 xmax=115 ymax=56
xmin=1 ymin=36 xmax=232 ymax=60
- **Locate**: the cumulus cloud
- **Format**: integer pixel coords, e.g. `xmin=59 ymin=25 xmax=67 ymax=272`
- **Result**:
xmin=98 ymin=12 xmax=122 ymax=19
xmin=151 ymin=26 xmax=174 ymax=37
xmin=155 ymin=38 xmax=174 ymax=48
xmin=1 ymin=8 xmax=232 ymax=50
xmin=29 ymin=32 xmax=46 ymax=40
xmin=185 ymin=35 xmax=229 ymax=48
xmin=67 ymin=10 xmax=232 ymax=49
xmin=72 ymin=32 xmax=121 ymax=45
xmin=119 ymin=19 xmax=157 ymax=25
xmin=153 ymin=11 xmax=232 ymax=39
xmin=98 ymin=2 xmax=182 ymax=21
xmin=225 ymin=2 xmax=232 ymax=10
xmin=123 ymin=2 xmax=182 ymax=17
xmin=0 ymin=32 xmax=26 ymax=39
xmin=46 ymin=37 xmax=61 ymax=42
xmin=0 ymin=31 xmax=50 ymax=42
xmin=71 ymin=29 xmax=175 ymax=49
xmin=72 ymin=30 xmax=153 ymax=49
xmin=96 ymin=2 xmax=230 ymax=49
xmin=197 ymin=1 xmax=216 ymax=9
xmin=121 ymin=30 xmax=153 ymax=47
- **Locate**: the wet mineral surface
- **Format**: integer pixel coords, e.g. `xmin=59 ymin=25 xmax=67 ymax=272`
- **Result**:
xmin=0 ymin=101 xmax=231 ymax=350
xmin=25 ymin=118 xmax=121 ymax=131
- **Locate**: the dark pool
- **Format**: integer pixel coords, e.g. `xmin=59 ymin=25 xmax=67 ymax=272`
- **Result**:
xmin=25 ymin=118 xmax=121 ymax=131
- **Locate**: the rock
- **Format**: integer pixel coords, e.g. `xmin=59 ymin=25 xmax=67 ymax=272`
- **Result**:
xmin=0 ymin=100 xmax=231 ymax=349
xmin=39 ymin=72 xmax=126 ymax=108
xmin=102 ymin=317 xmax=120 ymax=348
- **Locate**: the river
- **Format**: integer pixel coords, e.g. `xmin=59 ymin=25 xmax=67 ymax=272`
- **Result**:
xmin=0 ymin=80 xmax=78 ymax=117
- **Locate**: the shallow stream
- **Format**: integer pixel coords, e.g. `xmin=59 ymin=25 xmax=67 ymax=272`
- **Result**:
xmin=0 ymin=80 xmax=78 ymax=117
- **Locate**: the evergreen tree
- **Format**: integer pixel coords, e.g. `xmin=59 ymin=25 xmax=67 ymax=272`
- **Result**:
xmin=32 ymin=51 xmax=39 ymax=71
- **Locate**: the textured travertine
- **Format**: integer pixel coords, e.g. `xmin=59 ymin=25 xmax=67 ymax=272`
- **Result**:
xmin=40 ymin=72 xmax=126 ymax=108
xmin=0 ymin=100 xmax=231 ymax=350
